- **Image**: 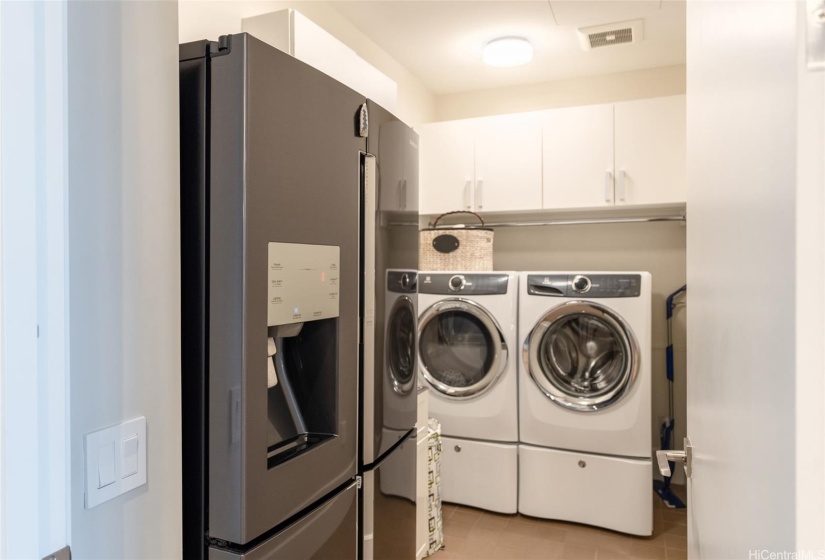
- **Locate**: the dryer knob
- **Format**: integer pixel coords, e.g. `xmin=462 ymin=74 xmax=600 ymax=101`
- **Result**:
xmin=448 ymin=275 xmax=465 ymax=291
xmin=572 ymin=275 xmax=592 ymax=294
xmin=400 ymin=274 xmax=410 ymax=289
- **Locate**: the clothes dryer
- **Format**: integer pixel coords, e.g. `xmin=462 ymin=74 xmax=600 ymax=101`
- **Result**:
xmin=417 ymin=271 xmax=518 ymax=513
xmin=518 ymin=272 xmax=652 ymax=535
xmin=381 ymin=270 xmax=418 ymax=433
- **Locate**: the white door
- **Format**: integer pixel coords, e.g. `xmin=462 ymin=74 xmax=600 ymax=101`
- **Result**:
xmin=542 ymin=104 xmax=614 ymax=209
xmin=0 ymin=2 xmax=70 ymax=558
xmin=474 ymin=112 xmax=542 ymax=212
xmin=418 ymin=119 xmax=474 ymax=215
xmin=685 ymin=1 xmax=825 ymax=557
xmin=614 ymin=95 xmax=686 ymax=206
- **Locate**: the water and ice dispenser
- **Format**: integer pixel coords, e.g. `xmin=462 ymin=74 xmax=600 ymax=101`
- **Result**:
xmin=266 ymin=242 xmax=341 ymax=468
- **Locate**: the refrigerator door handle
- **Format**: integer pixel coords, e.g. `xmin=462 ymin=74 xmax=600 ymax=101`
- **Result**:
xmin=401 ymin=179 xmax=408 ymax=210
xmin=362 ymin=153 xmax=377 ymax=462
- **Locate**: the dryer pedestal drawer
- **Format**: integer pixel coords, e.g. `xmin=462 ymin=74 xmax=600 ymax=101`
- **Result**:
xmin=518 ymin=444 xmax=652 ymax=536
xmin=440 ymin=436 xmax=517 ymax=514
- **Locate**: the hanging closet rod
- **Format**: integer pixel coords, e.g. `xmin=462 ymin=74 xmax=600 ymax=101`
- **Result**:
xmin=407 ymin=214 xmax=686 ymax=229
xmin=474 ymin=214 xmax=686 ymax=228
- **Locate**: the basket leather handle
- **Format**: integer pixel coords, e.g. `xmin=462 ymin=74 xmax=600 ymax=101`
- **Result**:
xmin=432 ymin=210 xmax=485 ymax=229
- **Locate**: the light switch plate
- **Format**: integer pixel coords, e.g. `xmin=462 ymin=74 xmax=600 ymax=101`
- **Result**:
xmin=84 ymin=416 xmax=147 ymax=508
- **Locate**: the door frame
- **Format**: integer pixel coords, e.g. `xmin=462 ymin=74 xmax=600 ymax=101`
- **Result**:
xmin=0 ymin=1 xmax=70 ymax=557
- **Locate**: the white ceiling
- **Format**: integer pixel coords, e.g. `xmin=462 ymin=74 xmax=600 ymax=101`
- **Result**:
xmin=328 ymin=1 xmax=686 ymax=95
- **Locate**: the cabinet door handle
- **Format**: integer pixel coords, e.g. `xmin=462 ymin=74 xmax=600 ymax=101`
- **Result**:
xmin=398 ymin=179 xmax=404 ymax=210
xmin=604 ymin=170 xmax=614 ymax=203
xmin=464 ymin=179 xmax=472 ymax=210
xmin=402 ymin=179 xmax=408 ymax=210
xmin=476 ymin=178 xmax=483 ymax=210
xmin=617 ymin=169 xmax=626 ymax=202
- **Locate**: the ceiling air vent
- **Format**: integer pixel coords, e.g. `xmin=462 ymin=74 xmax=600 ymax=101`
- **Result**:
xmin=577 ymin=19 xmax=644 ymax=51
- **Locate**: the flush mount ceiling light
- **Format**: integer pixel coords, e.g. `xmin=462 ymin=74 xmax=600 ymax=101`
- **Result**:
xmin=483 ymin=36 xmax=533 ymax=67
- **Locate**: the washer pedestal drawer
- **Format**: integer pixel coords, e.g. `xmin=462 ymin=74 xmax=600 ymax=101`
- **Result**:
xmin=518 ymin=444 xmax=652 ymax=536
xmin=440 ymin=436 xmax=517 ymax=514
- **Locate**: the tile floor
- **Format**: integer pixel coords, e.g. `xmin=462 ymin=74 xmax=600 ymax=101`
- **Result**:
xmin=430 ymin=487 xmax=687 ymax=560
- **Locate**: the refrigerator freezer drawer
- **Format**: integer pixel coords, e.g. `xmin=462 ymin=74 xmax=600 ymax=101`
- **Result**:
xmin=518 ymin=444 xmax=653 ymax=536
xmin=209 ymin=482 xmax=357 ymax=560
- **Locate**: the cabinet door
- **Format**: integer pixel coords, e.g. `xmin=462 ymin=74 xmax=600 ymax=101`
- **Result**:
xmin=614 ymin=95 xmax=686 ymax=206
xmin=474 ymin=113 xmax=543 ymax=212
xmin=543 ymin=104 xmax=615 ymax=209
xmin=418 ymin=120 xmax=475 ymax=215
xmin=404 ymin=126 xmax=420 ymax=213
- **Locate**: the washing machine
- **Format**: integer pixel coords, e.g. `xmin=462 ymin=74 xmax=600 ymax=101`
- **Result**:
xmin=518 ymin=271 xmax=652 ymax=535
xmin=417 ymin=271 xmax=518 ymax=513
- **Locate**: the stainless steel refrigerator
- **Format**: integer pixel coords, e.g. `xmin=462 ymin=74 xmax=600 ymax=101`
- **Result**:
xmin=179 ymin=33 xmax=417 ymax=560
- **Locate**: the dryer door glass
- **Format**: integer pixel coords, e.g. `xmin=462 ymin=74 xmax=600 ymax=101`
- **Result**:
xmin=387 ymin=297 xmax=416 ymax=395
xmin=418 ymin=300 xmax=507 ymax=399
xmin=526 ymin=301 xmax=639 ymax=411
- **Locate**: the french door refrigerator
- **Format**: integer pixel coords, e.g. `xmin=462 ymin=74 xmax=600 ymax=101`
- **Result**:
xmin=180 ymin=33 xmax=417 ymax=560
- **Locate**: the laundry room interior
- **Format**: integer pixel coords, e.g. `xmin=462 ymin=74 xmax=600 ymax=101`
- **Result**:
xmin=178 ymin=2 xmax=690 ymax=558
xmin=6 ymin=0 xmax=823 ymax=559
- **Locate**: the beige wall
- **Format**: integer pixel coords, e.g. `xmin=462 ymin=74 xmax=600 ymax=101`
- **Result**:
xmin=434 ymin=64 xmax=686 ymax=122
xmin=178 ymin=0 xmax=437 ymax=126
xmin=68 ymin=2 xmax=182 ymax=557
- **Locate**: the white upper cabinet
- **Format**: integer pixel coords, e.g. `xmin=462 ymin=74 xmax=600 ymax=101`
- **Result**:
xmin=378 ymin=121 xmax=419 ymax=213
xmin=420 ymin=94 xmax=686 ymax=215
xmin=419 ymin=114 xmax=542 ymax=215
xmin=474 ymin=113 xmax=543 ymax=213
xmin=543 ymin=104 xmax=615 ymax=209
xmin=614 ymin=95 xmax=686 ymax=206
xmin=419 ymin=119 xmax=475 ymax=215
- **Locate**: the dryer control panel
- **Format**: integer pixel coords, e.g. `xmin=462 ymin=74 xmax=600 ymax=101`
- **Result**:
xmin=419 ymin=273 xmax=509 ymax=295
xmin=527 ymin=274 xmax=642 ymax=298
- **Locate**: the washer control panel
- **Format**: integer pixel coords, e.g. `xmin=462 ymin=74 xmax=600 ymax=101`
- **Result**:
xmin=419 ymin=273 xmax=509 ymax=295
xmin=527 ymin=274 xmax=642 ymax=298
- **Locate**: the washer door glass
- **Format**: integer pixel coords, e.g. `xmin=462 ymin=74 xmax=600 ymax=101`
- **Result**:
xmin=387 ymin=297 xmax=416 ymax=395
xmin=418 ymin=299 xmax=507 ymax=399
xmin=526 ymin=301 xmax=639 ymax=411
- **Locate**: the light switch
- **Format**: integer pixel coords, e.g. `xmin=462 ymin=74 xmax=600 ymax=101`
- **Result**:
xmin=97 ymin=442 xmax=116 ymax=488
xmin=122 ymin=435 xmax=139 ymax=478
xmin=85 ymin=416 xmax=147 ymax=509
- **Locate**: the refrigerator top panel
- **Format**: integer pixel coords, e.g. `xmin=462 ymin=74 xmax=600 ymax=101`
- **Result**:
xmin=201 ymin=33 xmax=366 ymax=547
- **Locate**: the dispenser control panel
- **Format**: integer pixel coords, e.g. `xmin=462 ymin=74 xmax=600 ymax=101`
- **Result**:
xmin=267 ymin=242 xmax=340 ymax=326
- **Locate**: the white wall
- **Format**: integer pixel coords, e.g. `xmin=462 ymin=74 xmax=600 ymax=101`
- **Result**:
xmin=434 ymin=64 xmax=686 ymax=122
xmin=178 ymin=0 xmax=437 ymax=126
xmin=67 ymin=2 xmax=181 ymax=557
